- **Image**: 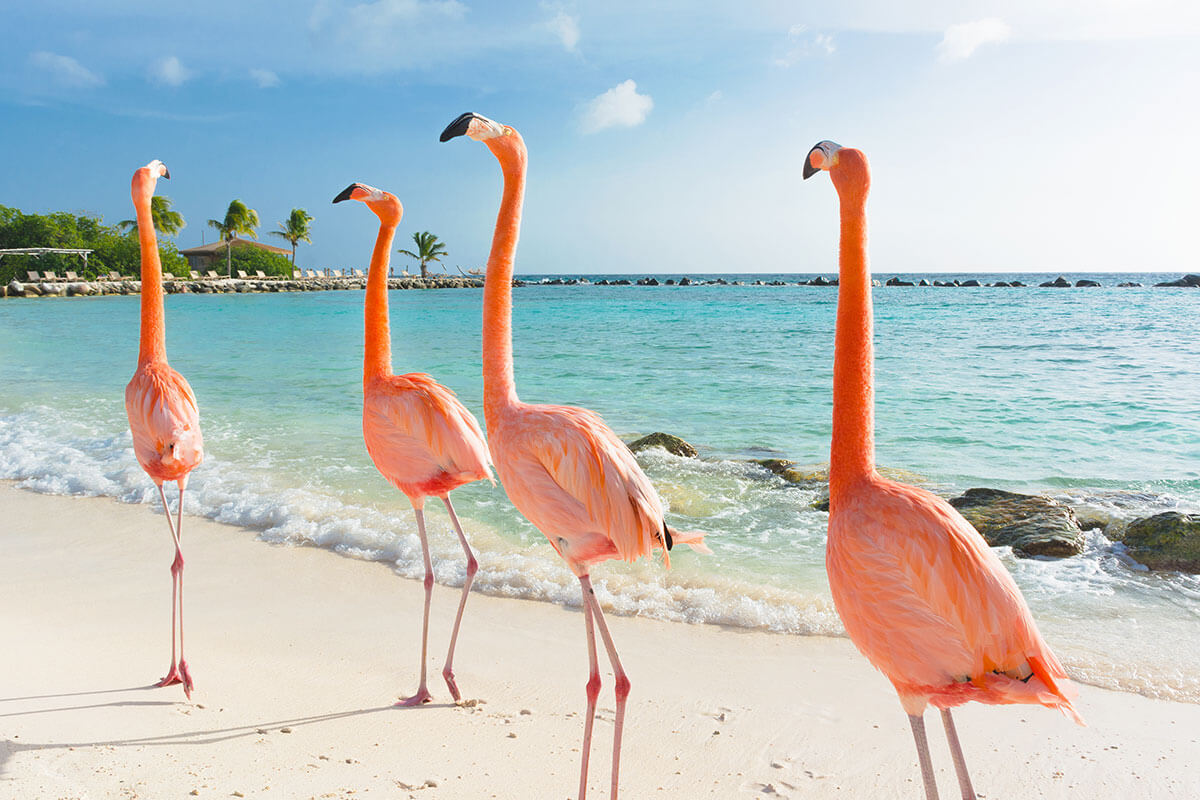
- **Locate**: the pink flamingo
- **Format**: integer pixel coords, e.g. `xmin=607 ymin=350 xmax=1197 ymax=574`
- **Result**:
xmin=333 ymin=181 xmax=492 ymax=705
xmin=804 ymin=140 xmax=1082 ymax=799
xmin=441 ymin=112 xmax=708 ymax=799
xmin=124 ymin=160 xmax=204 ymax=697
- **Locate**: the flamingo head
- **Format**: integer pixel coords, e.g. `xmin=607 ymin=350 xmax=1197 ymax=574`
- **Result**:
xmin=332 ymin=182 xmax=403 ymax=225
xmin=803 ymin=140 xmax=869 ymax=198
xmin=440 ymin=112 xmax=525 ymax=163
xmin=131 ymin=159 xmax=170 ymax=201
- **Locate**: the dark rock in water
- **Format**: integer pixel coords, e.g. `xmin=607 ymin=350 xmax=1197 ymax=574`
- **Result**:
xmin=1117 ymin=282 xmax=1142 ymax=287
xmin=949 ymin=488 xmax=1085 ymax=557
xmin=932 ymin=280 xmax=953 ymax=287
xmin=1075 ymin=279 xmax=1101 ymax=287
xmin=918 ymin=279 xmax=929 ymax=286
xmin=665 ymin=278 xmax=676 ymax=285
xmin=1154 ymin=274 xmax=1200 ymax=287
xmin=812 ymin=496 xmax=830 ymax=512
xmin=1040 ymin=276 xmax=1072 ymax=288
xmin=960 ymin=279 xmax=981 ymax=287
xmin=991 ymin=281 xmax=1010 ymax=287
xmin=627 ymin=432 xmax=698 ymax=458
xmin=1009 ymin=281 xmax=1026 ymax=287
xmin=636 ymin=277 xmax=659 ymax=286
xmin=678 ymin=277 xmax=692 ymax=286
xmin=809 ymin=275 xmax=831 ymax=286
xmin=885 ymin=277 xmax=915 ymax=286
xmin=613 ymin=279 xmax=631 ymax=285
xmin=1122 ymin=512 xmax=1200 ymax=572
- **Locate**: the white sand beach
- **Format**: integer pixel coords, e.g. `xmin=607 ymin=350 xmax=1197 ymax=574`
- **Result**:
xmin=2 ymin=481 xmax=1198 ymax=799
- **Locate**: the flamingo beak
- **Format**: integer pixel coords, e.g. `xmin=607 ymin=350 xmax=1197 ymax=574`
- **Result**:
xmin=440 ymin=112 xmax=479 ymax=142
xmin=803 ymin=140 xmax=842 ymax=180
xmin=332 ymin=183 xmax=363 ymax=204
xmin=161 ymin=166 xmax=171 ymax=180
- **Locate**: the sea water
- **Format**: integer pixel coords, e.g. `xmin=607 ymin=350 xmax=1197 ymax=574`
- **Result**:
xmin=2 ymin=274 xmax=1198 ymax=702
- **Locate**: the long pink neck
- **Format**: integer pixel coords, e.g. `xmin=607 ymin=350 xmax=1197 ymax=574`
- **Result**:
xmin=136 ymin=192 xmax=166 ymax=364
xmin=364 ymin=222 xmax=397 ymax=382
xmin=481 ymin=145 xmax=525 ymax=423
xmin=829 ymin=187 xmax=875 ymax=498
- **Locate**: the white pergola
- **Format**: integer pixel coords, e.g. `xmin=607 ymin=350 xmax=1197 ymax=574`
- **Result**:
xmin=0 ymin=247 xmax=93 ymax=270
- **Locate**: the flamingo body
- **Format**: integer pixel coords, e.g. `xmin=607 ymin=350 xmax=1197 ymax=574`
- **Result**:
xmin=489 ymin=402 xmax=674 ymax=568
xmin=827 ymin=476 xmax=1078 ymax=719
xmin=126 ymin=361 xmax=204 ymax=485
xmin=363 ymin=372 xmax=490 ymax=504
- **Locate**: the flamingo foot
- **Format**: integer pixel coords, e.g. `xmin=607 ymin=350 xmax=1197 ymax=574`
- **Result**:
xmin=395 ymin=687 xmax=433 ymax=707
xmin=157 ymin=662 xmax=184 ymax=687
xmin=179 ymin=659 xmax=194 ymax=698
xmin=442 ymin=667 xmax=463 ymax=702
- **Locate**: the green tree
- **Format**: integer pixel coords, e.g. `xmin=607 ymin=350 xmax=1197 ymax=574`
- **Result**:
xmin=397 ymin=231 xmax=447 ymax=279
xmin=268 ymin=208 xmax=313 ymax=265
xmin=207 ymin=199 xmax=260 ymax=278
xmin=116 ymin=195 xmax=186 ymax=238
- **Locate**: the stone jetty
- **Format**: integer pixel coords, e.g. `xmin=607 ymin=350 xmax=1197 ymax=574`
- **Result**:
xmin=4 ymin=275 xmax=484 ymax=298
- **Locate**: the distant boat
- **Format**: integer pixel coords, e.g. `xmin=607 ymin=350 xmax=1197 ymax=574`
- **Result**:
xmin=456 ymin=265 xmax=485 ymax=276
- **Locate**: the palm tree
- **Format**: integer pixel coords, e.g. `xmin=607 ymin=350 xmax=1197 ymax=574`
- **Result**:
xmin=268 ymin=208 xmax=313 ymax=265
xmin=206 ymin=199 xmax=260 ymax=277
xmin=397 ymin=231 xmax=448 ymax=279
xmin=117 ymin=195 xmax=186 ymax=237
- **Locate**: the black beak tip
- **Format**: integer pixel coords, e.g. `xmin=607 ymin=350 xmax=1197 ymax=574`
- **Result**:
xmin=802 ymin=144 xmax=824 ymax=180
xmin=332 ymin=183 xmax=359 ymax=204
xmin=440 ymin=112 xmax=477 ymax=142
xmin=162 ymin=167 xmax=171 ymax=180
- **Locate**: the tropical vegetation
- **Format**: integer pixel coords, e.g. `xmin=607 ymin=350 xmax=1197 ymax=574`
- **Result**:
xmin=269 ymin=208 xmax=313 ymax=265
xmin=207 ymin=199 xmax=260 ymax=277
xmin=397 ymin=231 xmax=448 ymax=278
xmin=117 ymin=195 xmax=186 ymax=238
xmin=0 ymin=205 xmax=187 ymax=285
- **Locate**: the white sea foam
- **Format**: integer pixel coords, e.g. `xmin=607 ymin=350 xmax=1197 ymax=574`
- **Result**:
xmin=3 ymin=408 xmax=1199 ymax=703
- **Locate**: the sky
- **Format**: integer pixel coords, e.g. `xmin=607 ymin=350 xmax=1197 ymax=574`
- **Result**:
xmin=1 ymin=1 xmax=1198 ymax=274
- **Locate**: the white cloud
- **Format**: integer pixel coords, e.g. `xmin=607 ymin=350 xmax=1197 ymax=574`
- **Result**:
xmin=580 ymin=79 xmax=653 ymax=134
xmin=543 ymin=4 xmax=580 ymax=52
xmin=250 ymin=68 xmax=280 ymax=88
xmin=936 ymin=18 xmax=1012 ymax=62
xmin=774 ymin=24 xmax=835 ymax=67
xmin=29 ymin=51 xmax=104 ymax=88
xmin=150 ymin=55 xmax=191 ymax=87
xmin=308 ymin=0 xmax=468 ymax=65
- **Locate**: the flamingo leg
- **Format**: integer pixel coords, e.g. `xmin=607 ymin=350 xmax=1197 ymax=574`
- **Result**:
xmin=581 ymin=574 xmax=630 ymax=800
xmin=440 ymin=496 xmax=477 ymax=702
xmin=576 ymin=574 xmax=601 ymax=800
xmin=908 ymin=713 xmax=940 ymax=800
xmin=940 ymin=709 xmax=976 ymax=800
xmin=154 ymin=484 xmax=184 ymax=690
xmin=397 ymin=506 xmax=434 ymax=706
xmin=175 ymin=482 xmax=193 ymax=698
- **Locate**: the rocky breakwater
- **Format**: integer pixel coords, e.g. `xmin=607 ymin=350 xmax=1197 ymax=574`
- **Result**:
xmin=1118 ymin=513 xmax=1200 ymax=572
xmin=948 ymin=488 xmax=1086 ymax=557
xmin=4 ymin=276 xmax=485 ymax=298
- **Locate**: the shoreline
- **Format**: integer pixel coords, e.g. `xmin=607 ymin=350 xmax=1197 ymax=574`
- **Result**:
xmin=4 ymin=271 xmax=1198 ymax=298
xmin=3 ymin=482 xmax=1200 ymax=798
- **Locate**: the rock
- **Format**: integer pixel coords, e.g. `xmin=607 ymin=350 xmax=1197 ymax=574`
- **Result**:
xmin=1075 ymin=279 xmax=1101 ymax=287
xmin=678 ymin=277 xmax=691 ymax=285
xmin=1040 ymin=276 xmax=1072 ymax=288
xmin=39 ymin=282 xmax=64 ymax=296
xmin=1121 ymin=512 xmax=1200 ymax=572
xmin=960 ymin=279 xmax=982 ymax=287
xmin=751 ymin=458 xmax=796 ymax=475
xmin=918 ymin=279 xmax=929 ymax=286
xmin=991 ymin=281 xmax=1010 ymax=287
xmin=665 ymin=278 xmax=676 ymax=285
xmin=6 ymin=280 xmax=26 ymax=297
xmin=1154 ymin=274 xmax=1200 ymax=287
xmin=885 ymin=277 xmax=914 ymax=286
xmin=1117 ymin=282 xmax=1142 ymax=287
xmin=637 ymin=277 xmax=659 ymax=286
xmin=808 ymin=275 xmax=831 ymax=286
xmin=948 ymin=488 xmax=1085 ymax=557
xmin=1010 ymin=280 xmax=1026 ymax=287
xmin=627 ymin=432 xmax=698 ymax=458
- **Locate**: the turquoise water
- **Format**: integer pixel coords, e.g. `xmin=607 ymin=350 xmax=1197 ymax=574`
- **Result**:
xmin=2 ymin=276 xmax=1199 ymax=702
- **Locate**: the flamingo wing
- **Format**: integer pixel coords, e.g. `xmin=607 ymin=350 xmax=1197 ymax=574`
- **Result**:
xmin=496 ymin=404 xmax=666 ymax=565
xmin=125 ymin=362 xmax=204 ymax=482
xmin=363 ymin=373 xmax=492 ymax=492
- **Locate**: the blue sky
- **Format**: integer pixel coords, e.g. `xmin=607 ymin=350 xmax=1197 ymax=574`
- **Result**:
xmin=2 ymin=1 xmax=1198 ymax=273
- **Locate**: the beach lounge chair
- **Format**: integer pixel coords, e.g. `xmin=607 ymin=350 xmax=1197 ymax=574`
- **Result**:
xmin=236 ymin=270 xmax=249 ymax=279
xmin=305 ymin=270 xmax=316 ymax=279
xmin=26 ymin=271 xmax=41 ymax=282
xmin=292 ymin=270 xmax=302 ymax=279
xmin=64 ymin=271 xmax=79 ymax=281
xmin=255 ymin=270 xmax=267 ymax=279
xmin=353 ymin=269 xmax=365 ymax=278
xmin=189 ymin=271 xmax=201 ymax=280
xmin=206 ymin=270 xmax=218 ymax=279
xmin=42 ymin=271 xmax=60 ymax=281
xmin=106 ymin=272 xmax=121 ymax=281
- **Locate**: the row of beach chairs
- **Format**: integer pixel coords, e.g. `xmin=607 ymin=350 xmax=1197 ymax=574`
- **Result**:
xmin=24 ymin=268 xmax=372 ymax=283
